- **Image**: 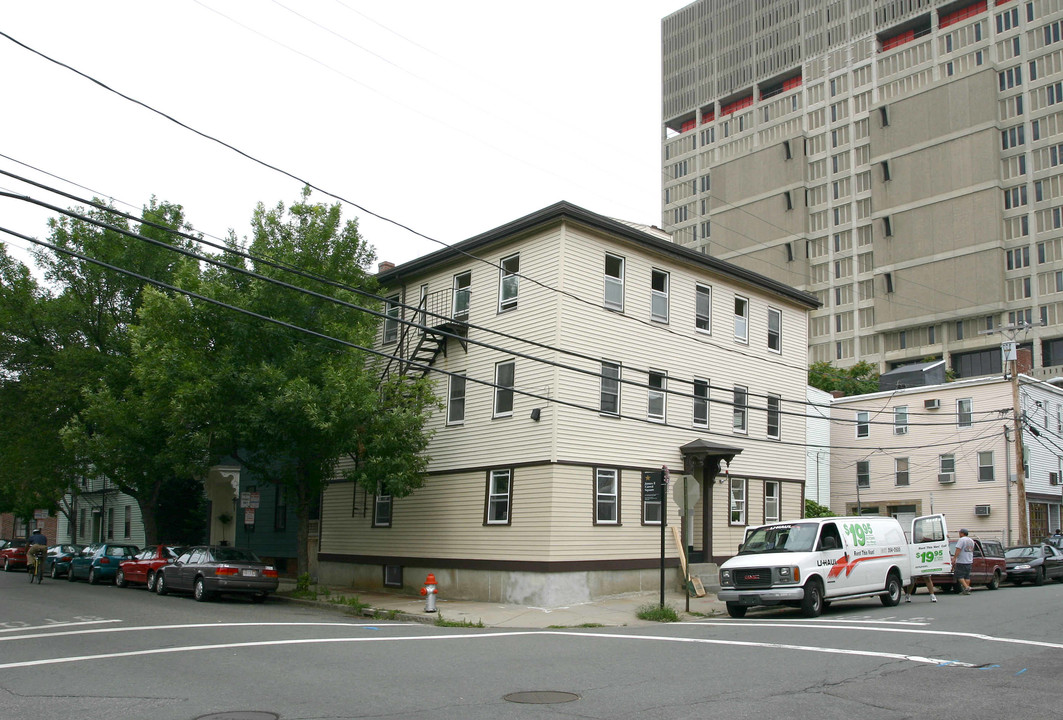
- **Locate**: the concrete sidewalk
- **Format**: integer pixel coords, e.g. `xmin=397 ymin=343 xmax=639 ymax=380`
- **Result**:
xmin=275 ymin=581 xmax=728 ymax=628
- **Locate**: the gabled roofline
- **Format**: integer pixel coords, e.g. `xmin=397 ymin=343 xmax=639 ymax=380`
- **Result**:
xmin=377 ymin=201 xmax=820 ymax=309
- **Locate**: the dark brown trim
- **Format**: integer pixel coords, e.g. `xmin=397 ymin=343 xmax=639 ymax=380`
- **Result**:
xmin=318 ymin=553 xmax=681 ymax=572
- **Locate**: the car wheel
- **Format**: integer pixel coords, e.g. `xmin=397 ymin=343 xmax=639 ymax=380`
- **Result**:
xmin=115 ymin=569 xmax=127 ymax=588
xmin=193 ymin=578 xmax=211 ymax=602
xmin=987 ymin=571 xmax=1001 ymax=590
xmin=880 ymin=571 xmax=902 ymax=607
xmin=50 ymin=564 xmax=59 ymax=579
xmin=88 ymin=567 xmax=99 ymax=585
xmin=801 ymin=578 xmax=824 ymax=618
xmin=155 ymin=572 xmax=168 ymax=595
xmin=725 ymin=602 xmax=747 ymax=618
xmin=146 ymin=571 xmax=156 ymax=592
xmin=2 ymin=558 xmax=9 ymax=572
xmin=1034 ymin=567 xmax=1046 ymax=586
xmin=67 ymin=567 xmax=77 ymax=582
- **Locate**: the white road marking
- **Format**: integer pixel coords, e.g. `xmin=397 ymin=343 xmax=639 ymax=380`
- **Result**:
xmin=0 ymin=629 xmax=972 ymax=670
xmin=0 ymin=621 xmax=405 ymax=643
xmin=0 ymin=619 xmax=122 ymax=634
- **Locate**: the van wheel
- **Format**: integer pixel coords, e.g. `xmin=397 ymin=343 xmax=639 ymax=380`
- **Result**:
xmin=726 ymin=603 xmax=747 ymax=618
xmin=880 ymin=571 xmax=902 ymax=607
xmin=986 ymin=571 xmax=1001 ymax=590
xmin=801 ymin=579 xmax=824 ymax=617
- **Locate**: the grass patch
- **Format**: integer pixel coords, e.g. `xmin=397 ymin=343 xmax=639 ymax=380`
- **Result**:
xmin=327 ymin=595 xmax=370 ymax=613
xmin=434 ymin=613 xmax=484 ymax=628
xmin=635 ymin=603 xmax=680 ymax=622
xmin=547 ymin=622 xmax=605 ymax=629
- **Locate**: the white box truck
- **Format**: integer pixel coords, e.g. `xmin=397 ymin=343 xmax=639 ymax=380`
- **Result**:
xmin=717 ymin=513 xmax=949 ymax=618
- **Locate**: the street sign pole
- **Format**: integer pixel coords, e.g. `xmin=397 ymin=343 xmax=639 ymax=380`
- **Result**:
xmin=660 ymin=465 xmax=669 ymax=608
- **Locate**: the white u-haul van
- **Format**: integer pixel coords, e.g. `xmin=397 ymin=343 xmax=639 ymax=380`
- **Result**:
xmin=717 ymin=513 xmax=949 ymax=618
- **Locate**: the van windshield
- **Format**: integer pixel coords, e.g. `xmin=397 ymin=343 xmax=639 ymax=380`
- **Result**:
xmin=739 ymin=522 xmax=818 ymax=554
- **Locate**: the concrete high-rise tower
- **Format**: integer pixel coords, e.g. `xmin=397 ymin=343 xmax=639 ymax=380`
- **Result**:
xmin=662 ymin=0 xmax=1063 ymax=378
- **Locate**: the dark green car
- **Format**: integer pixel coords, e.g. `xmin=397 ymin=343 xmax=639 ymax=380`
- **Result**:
xmin=68 ymin=543 xmax=140 ymax=585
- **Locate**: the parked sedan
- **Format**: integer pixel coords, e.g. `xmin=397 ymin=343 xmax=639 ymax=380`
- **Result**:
xmin=0 ymin=539 xmax=28 ymax=571
xmin=44 ymin=544 xmax=83 ymax=578
xmin=1005 ymin=544 xmax=1063 ymax=586
xmin=117 ymin=545 xmax=185 ymax=590
xmin=155 ymin=546 xmax=279 ymax=602
xmin=68 ymin=543 xmax=141 ymax=584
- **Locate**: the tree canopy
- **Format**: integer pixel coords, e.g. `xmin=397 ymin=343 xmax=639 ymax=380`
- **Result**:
xmin=808 ymin=360 xmax=880 ymax=397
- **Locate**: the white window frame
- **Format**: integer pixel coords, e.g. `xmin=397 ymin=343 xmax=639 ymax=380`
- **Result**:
xmin=651 ymin=269 xmax=669 ymax=322
xmin=978 ymin=451 xmax=995 ymax=481
xmin=648 ymin=370 xmax=666 ymax=422
xmin=373 ymin=482 xmax=392 ymax=527
xmin=600 ymin=361 xmax=620 ymax=416
xmin=767 ymin=307 xmax=782 ymax=353
xmin=856 ymin=411 xmax=869 ymax=438
xmin=940 ymin=454 xmax=956 ymax=475
xmin=894 ymin=406 xmax=909 ymax=435
xmin=695 ymin=283 xmax=712 ymax=333
xmin=764 ymin=480 xmax=780 ymax=523
xmin=604 ymin=254 xmax=625 ymax=311
xmin=453 ymin=271 xmax=471 ymax=320
xmin=857 ymin=460 xmax=870 ymax=488
xmin=383 ymin=294 xmax=401 ymax=344
xmin=447 ymin=373 xmax=466 ymax=425
xmin=766 ymin=393 xmax=781 ymax=439
xmin=498 ymin=253 xmax=520 ymax=312
xmin=486 ymin=469 xmax=511 ymax=525
xmin=733 ymin=385 xmax=748 ymax=433
xmin=692 ymin=378 xmax=709 ymax=428
xmin=594 ymin=468 xmax=619 ymax=525
xmin=729 ymin=476 xmax=746 ymax=525
xmin=895 ymin=457 xmax=909 ymax=486
xmin=957 ymin=398 xmax=973 ymax=428
xmin=493 ymin=360 xmax=515 ymax=418
xmin=734 ymin=295 xmax=749 ymax=343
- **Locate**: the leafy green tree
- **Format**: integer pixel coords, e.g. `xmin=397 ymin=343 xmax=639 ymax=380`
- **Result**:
xmin=136 ymin=189 xmax=438 ymax=574
xmin=804 ymin=499 xmax=836 ymax=518
xmin=808 ymin=360 xmax=880 ymax=396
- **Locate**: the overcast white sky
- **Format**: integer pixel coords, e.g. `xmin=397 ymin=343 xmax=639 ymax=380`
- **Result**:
xmin=0 ymin=0 xmax=687 ymax=274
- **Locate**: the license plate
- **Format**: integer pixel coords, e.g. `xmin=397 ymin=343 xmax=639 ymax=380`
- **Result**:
xmin=241 ymin=570 xmax=257 ymax=577
xmin=740 ymin=595 xmax=759 ymax=605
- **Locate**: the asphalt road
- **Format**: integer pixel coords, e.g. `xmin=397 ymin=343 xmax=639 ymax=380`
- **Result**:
xmin=1 ymin=570 xmax=1061 ymax=720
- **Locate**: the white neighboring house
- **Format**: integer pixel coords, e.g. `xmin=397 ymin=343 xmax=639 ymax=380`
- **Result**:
xmin=830 ymin=375 xmax=1063 ymax=545
xmin=316 ymin=201 xmax=820 ymax=604
xmin=57 ymin=476 xmax=146 ymax=548
xmin=805 ymin=385 xmax=832 ymax=506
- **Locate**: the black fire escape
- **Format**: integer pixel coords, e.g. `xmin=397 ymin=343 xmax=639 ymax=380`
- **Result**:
xmin=380 ymin=288 xmax=469 ymax=381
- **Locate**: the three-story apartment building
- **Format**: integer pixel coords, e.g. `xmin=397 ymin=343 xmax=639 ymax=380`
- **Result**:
xmin=316 ymin=201 xmax=819 ymax=604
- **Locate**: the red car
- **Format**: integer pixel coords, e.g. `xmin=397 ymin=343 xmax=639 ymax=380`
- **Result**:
xmin=1 ymin=540 xmax=28 ymax=571
xmin=116 ymin=545 xmax=185 ymax=591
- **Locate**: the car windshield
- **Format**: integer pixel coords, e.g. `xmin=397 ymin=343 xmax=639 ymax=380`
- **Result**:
xmin=1006 ymin=546 xmax=1038 ymax=559
xmin=212 ymin=547 xmax=261 ymax=564
xmin=739 ymin=522 xmax=818 ymax=554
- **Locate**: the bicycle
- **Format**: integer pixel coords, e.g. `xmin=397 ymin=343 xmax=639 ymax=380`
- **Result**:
xmin=27 ymin=548 xmax=44 ymax=584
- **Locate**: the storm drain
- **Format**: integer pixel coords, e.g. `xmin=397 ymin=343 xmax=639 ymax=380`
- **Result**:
xmin=195 ymin=712 xmax=279 ymax=720
xmin=503 ymin=691 xmax=580 ymax=704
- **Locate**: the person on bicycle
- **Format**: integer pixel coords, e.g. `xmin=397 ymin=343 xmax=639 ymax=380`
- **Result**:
xmin=27 ymin=528 xmax=48 ymax=569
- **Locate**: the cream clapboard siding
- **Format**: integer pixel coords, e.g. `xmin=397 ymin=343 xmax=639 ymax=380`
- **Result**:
xmin=552 ymin=222 xmax=809 ymax=479
xmin=828 ymin=376 xmax=1055 ymax=543
xmin=322 ymin=209 xmax=814 ymax=567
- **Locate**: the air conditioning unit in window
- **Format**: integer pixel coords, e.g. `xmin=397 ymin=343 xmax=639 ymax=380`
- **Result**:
xmin=924 ymin=399 xmax=940 ymax=410
xmin=974 ymin=504 xmax=991 ymax=517
xmin=937 ymin=473 xmax=955 ymax=484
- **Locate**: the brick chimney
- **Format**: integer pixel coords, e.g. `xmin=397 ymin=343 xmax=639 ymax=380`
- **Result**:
xmin=377 ymin=261 xmax=395 ymax=274
xmin=830 ymin=390 xmax=846 ymax=399
xmin=1017 ymin=346 xmax=1033 ymax=375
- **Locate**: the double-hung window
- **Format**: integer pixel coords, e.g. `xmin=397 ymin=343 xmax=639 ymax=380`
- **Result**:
xmin=957 ymin=398 xmax=973 ymax=428
xmin=493 ymin=361 xmax=514 ymax=417
xmin=453 ymin=271 xmax=471 ymax=320
xmin=693 ymin=378 xmax=709 ymax=427
xmin=594 ymin=468 xmax=619 ymax=524
xmin=857 ymin=460 xmax=870 ymax=488
xmin=856 ymin=411 xmax=869 ymax=438
xmin=764 ymin=481 xmax=780 ymax=523
xmin=695 ymin=284 xmax=712 ymax=332
xmin=383 ymin=294 xmax=401 ymax=344
xmin=486 ymin=469 xmax=511 ymax=525
xmin=604 ymin=254 xmax=624 ymax=310
xmin=895 ymin=458 xmax=909 ymax=486
xmin=651 ymin=269 xmax=669 ymax=322
xmin=894 ymin=406 xmax=908 ymax=435
xmin=767 ymin=307 xmax=782 ymax=352
xmin=734 ymin=296 xmax=749 ymax=342
xmin=373 ymin=482 xmax=392 ymax=527
xmin=648 ymin=370 xmax=666 ymax=421
xmin=447 ymin=373 xmax=466 ymax=425
xmin=729 ymin=477 xmax=746 ymax=525
xmin=733 ymin=385 xmax=748 ymax=433
xmin=498 ymin=254 xmax=520 ymax=311
xmin=600 ymin=361 xmax=620 ymax=415
xmin=978 ymin=451 xmax=995 ymax=481
xmin=766 ymin=394 xmax=781 ymax=439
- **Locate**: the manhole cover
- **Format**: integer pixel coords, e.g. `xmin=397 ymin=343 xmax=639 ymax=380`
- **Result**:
xmin=503 ymin=691 xmax=580 ymax=704
xmin=195 ymin=713 xmax=279 ymax=720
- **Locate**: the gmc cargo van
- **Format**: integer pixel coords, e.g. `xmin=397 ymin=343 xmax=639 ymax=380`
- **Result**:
xmin=718 ymin=514 xmax=948 ymax=618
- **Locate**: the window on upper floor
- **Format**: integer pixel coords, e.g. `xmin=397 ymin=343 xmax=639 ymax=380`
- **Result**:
xmin=447 ymin=373 xmax=466 ymax=425
xmin=856 ymin=411 xmax=869 ymax=438
xmin=857 ymin=460 xmax=870 ymax=488
xmin=600 ymin=361 xmax=620 ymax=416
xmin=894 ymin=406 xmax=909 ymax=435
xmin=648 ymin=370 xmax=666 ymax=422
xmin=693 ymin=379 xmax=709 ymax=428
xmin=604 ymin=254 xmax=624 ymax=311
xmin=733 ymin=385 xmax=748 ymax=433
xmin=498 ymin=254 xmax=520 ymax=312
xmin=696 ymin=284 xmax=712 ymax=333
xmin=453 ymin=271 xmax=471 ymax=320
xmin=895 ymin=458 xmax=909 ymax=487
xmin=651 ymin=269 xmax=669 ymax=323
xmin=978 ymin=451 xmax=995 ymax=482
xmin=383 ymin=294 xmax=401 ymax=344
xmin=767 ymin=307 xmax=782 ymax=353
xmin=766 ymin=394 xmax=781 ymax=439
xmin=493 ymin=361 xmax=514 ymax=418
xmin=734 ymin=296 xmax=749 ymax=343
xmin=957 ymin=398 xmax=973 ymax=428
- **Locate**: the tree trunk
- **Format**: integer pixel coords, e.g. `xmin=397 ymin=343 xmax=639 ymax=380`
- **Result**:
xmin=295 ymin=473 xmax=310 ymax=578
